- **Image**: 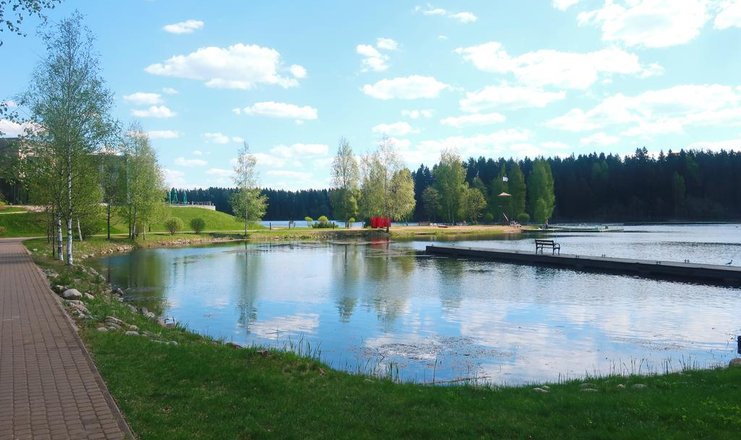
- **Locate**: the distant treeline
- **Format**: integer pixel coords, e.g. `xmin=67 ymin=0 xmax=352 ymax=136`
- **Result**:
xmin=172 ymin=149 xmax=741 ymax=222
xmin=5 ymin=147 xmax=740 ymax=222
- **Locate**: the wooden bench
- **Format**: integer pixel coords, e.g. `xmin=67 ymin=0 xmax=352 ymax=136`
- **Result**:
xmin=535 ymin=239 xmax=560 ymax=254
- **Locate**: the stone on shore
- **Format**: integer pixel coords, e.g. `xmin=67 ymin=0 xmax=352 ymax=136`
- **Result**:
xmin=62 ymin=288 xmax=82 ymax=300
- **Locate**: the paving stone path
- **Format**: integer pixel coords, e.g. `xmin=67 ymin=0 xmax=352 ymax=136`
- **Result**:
xmin=0 ymin=239 xmax=133 ymax=439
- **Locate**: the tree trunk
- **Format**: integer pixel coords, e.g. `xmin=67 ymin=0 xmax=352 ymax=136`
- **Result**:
xmin=107 ymin=203 xmax=111 ymax=240
xmin=66 ymin=217 xmax=73 ymax=265
xmin=77 ymin=218 xmax=83 ymax=241
xmin=56 ymin=217 xmax=63 ymax=262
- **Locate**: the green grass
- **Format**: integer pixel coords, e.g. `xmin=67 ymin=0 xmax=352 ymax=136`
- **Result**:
xmin=0 ymin=211 xmax=47 ymax=236
xmin=0 ymin=206 xmax=252 ymax=238
xmin=151 ymin=207 xmax=249 ymax=232
xmin=31 ymin=254 xmax=741 ymax=440
xmin=0 ymin=206 xmax=28 ymax=213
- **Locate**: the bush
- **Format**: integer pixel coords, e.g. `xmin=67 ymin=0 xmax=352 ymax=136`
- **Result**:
xmin=347 ymin=217 xmax=355 ymax=228
xmin=190 ymin=217 xmax=206 ymax=234
xmin=304 ymin=216 xmax=313 ymax=227
xmin=312 ymin=215 xmax=335 ymax=228
xmin=164 ymin=217 xmax=184 ymax=235
xmin=516 ymin=212 xmax=530 ymax=224
xmin=483 ymin=213 xmax=494 ymax=224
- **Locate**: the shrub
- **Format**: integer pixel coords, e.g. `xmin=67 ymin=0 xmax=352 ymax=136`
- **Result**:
xmin=190 ymin=217 xmax=206 ymax=234
xmin=304 ymin=216 xmax=313 ymax=227
xmin=164 ymin=217 xmax=184 ymax=235
xmin=347 ymin=217 xmax=355 ymax=228
xmin=0 ymin=226 xmax=5 ymax=235
xmin=483 ymin=213 xmax=494 ymax=224
xmin=516 ymin=212 xmax=530 ymax=224
xmin=312 ymin=215 xmax=335 ymax=228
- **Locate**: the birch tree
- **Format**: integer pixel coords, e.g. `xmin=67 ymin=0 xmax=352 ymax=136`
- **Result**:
xmin=231 ymin=142 xmax=267 ymax=236
xmin=122 ymin=126 xmax=165 ymax=239
xmin=21 ymin=12 xmax=115 ymax=264
xmin=330 ymin=137 xmax=359 ymax=227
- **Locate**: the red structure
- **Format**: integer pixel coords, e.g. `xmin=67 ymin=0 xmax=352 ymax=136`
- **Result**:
xmin=370 ymin=216 xmax=391 ymax=229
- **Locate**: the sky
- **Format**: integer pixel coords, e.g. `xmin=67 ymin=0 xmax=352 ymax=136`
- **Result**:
xmin=2 ymin=0 xmax=741 ymax=190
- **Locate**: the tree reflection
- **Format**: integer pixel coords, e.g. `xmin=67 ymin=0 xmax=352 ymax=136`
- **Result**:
xmin=235 ymin=242 xmax=263 ymax=332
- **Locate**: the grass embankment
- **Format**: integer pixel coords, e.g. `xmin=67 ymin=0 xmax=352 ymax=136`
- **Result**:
xmin=29 ymin=250 xmax=741 ymax=439
xmin=0 ymin=206 xmax=252 ymax=238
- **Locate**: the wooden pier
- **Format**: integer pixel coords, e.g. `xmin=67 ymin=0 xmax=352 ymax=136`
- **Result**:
xmin=425 ymin=245 xmax=741 ymax=286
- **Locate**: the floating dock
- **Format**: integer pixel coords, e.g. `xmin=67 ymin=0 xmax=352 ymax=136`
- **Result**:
xmin=425 ymin=245 xmax=741 ymax=286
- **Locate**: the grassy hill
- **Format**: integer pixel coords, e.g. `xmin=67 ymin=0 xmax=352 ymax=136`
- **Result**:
xmin=0 ymin=205 xmax=252 ymax=238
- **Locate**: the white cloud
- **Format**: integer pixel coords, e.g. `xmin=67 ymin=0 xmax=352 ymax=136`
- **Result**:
xmin=147 ymin=130 xmax=179 ymax=139
xmin=0 ymin=119 xmax=34 ymax=137
xmin=132 ymin=105 xmax=176 ymax=118
xmin=362 ymin=75 xmax=449 ymax=100
xmin=686 ymin=137 xmax=741 ymax=151
xmin=399 ymin=129 xmax=533 ymax=165
xmin=237 ymin=101 xmax=318 ymax=121
xmin=289 ymin=64 xmax=307 ymax=79
xmin=163 ymin=19 xmax=204 ymax=34
xmin=450 ymin=12 xmax=477 ymax=23
xmin=192 ymin=150 xmax=203 ymax=156
xmin=553 ymin=0 xmax=581 ymax=11
xmin=270 ymin=143 xmax=329 ymax=158
xmin=416 ymin=5 xmax=478 ymax=23
xmin=174 ymin=157 xmax=207 ymax=167
xmin=714 ymin=1 xmax=741 ymax=29
xmin=372 ymin=121 xmax=419 ymax=136
xmin=357 ymin=37 xmax=399 ymax=72
xmin=577 ymin=0 xmax=710 ymax=48
xmin=376 ymin=37 xmax=399 ymax=51
xmin=440 ymin=112 xmax=506 ymax=128
xmin=203 ymin=132 xmax=243 ymax=144
xmin=357 ymin=44 xmax=389 ymax=72
xmin=162 ymin=87 xmax=178 ymax=95
xmin=164 ymin=168 xmax=186 ymax=187
xmin=145 ymin=43 xmax=306 ymax=89
xmin=263 ymin=170 xmax=318 ymax=190
xmin=580 ymin=132 xmax=620 ymax=146
xmin=460 ymin=85 xmax=565 ymax=112
xmin=455 ymin=42 xmax=662 ymax=89
xmin=402 ymin=109 xmax=434 ymax=119
xmin=546 ymin=84 xmax=741 ymax=134
xmin=205 ymin=168 xmax=232 ymax=178
xmin=123 ymin=92 xmax=163 ymax=105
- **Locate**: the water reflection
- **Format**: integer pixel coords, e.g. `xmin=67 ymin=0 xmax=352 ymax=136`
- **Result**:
xmin=93 ymin=226 xmax=741 ymax=385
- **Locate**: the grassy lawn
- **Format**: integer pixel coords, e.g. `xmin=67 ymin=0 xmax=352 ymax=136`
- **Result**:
xmin=29 ymin=252 xmax=741 ymax=439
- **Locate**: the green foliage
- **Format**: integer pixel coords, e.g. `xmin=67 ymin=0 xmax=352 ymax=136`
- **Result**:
xmin=311 ymin=215 xmax=335 ymax=228
xmin=527 ymin=159 xmax=555 ymax=223
xmin=164 ymin=217 xmax=184 ymax=235
xmin=121 ymin=126 xmax=166 ymax=239
xmin=517 ymin=212 xmax=530 ymax=224
xmin=463 ymin=187 xmax=487 ymax=224
xmin=388 ymin=168 xmax=415 ymax=221
xmin=330 ymin=138 xmax=360 ymax=225
xmin=433 ymin=149 xmax=467 ymax=223
xmin=421 ymin=187 xmax=441 ymax=222
xmin=358 ymin=137 xmax=409 ymax=223
xmin=231 ymin=143 xmax=267 ymax=235
xmin=508 ymin=161 xmax=527 ymax=220
xmin=190 ymin=217 xmax=206 ymax=234
xmin=304 ymin=216 xmax=313 ymax=227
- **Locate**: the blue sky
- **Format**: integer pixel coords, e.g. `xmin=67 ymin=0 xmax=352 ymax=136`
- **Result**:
xmin=2 ymin=0 xmax=741 ymax=190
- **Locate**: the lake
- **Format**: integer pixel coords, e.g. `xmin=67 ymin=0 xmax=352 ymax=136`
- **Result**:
xmin=93 ymin=224 xmax=741 ymax=385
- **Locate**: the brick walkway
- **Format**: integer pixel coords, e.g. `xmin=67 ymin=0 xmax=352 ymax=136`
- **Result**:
xmin=0 ymin=239 xmax=133 ymax=439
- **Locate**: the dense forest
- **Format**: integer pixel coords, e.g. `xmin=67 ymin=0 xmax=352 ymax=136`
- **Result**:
xmin=4 ymin=145 xmax=741 ymax=223
xmin=171 ymin=149 xmax=741 ymax=223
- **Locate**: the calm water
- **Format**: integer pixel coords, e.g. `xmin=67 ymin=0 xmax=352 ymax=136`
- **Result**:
xmin=93 ymin=224 xmax=741 ymax=385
